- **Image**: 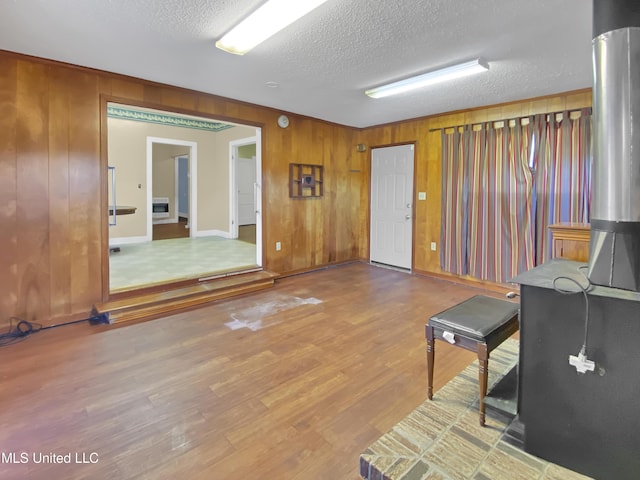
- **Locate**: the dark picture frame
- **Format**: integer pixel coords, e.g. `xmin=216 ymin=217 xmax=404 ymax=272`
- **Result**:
xmin=289 ymin=163 xmax=324 ymax=198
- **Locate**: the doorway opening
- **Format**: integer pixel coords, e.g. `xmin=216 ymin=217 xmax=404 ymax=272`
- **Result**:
xmin=150 ymin=151 xmax=192 ymax=241
xmin=173 ymin=154 xmax=190 ymax=235
xmin=230 ymin=136 xmax=260 ymax=248
xmin=147 ymin=137 xmax=197 ymax=243
xmin=106 ymin=102 xmax=262 ymax=294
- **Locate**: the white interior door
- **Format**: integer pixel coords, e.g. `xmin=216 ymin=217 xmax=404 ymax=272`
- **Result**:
xmin=229 ymin=134 xmax=262 ymax=269
xmin=237 ymin=156 xmax=256 ymax=226
xmin=177 ymin=156 xmax=189 ymax=219
xmin=370 ymin=144 xmax=415 ymax=269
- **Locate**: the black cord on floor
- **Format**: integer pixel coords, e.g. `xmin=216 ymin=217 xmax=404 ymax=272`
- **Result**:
xmin=0 ymin=317 xmax=42 ymax=346
xmin=0 ymin=313 xmax=110 ymax=347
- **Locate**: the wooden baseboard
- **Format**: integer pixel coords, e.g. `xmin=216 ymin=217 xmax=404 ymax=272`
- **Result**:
xmin=412 ymin=268 xmax=517 ymax=295
xmin=354 ymin=260 xmax=517 ymax=295
xmin=275 ymin=260 xmax=361 ymax=279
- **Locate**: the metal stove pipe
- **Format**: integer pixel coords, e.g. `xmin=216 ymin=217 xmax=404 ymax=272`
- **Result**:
xmin=588 ymin=0 xmax=640 ymax=291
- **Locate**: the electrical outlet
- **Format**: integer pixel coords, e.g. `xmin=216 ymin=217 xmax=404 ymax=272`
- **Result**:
xmin=430 ymin=242 xmax=437 ymax=251
xmin=418 ymin=192 xmax=426 ymax=201
xmin=276 ymin=241 xmax=281 ymax=251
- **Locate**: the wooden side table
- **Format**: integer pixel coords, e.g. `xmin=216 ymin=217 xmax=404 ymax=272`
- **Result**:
xmin=548 ymin=223 xmax=590 ymax=262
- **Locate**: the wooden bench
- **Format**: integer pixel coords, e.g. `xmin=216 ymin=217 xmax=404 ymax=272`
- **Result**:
xmin=426 ymin=295 xmax=519 ymax=426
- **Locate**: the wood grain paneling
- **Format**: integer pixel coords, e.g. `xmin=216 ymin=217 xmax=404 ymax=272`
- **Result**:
xmin=0 ymin=49 xmax=592 ymax=326
xmin=361 ymin=89 xmax=593 ymax=287
xmin=0 ymin=51 xmax=364 ymax=327
xmin=16 ymin=59 xmax=51 ymax=323
xmin=0 ymin=55 xmax=18 ymax=323
xmin=48 ymin=66 xmax=72 ymax=318
xmin=68 ymin=70 xmax=102 ymax=316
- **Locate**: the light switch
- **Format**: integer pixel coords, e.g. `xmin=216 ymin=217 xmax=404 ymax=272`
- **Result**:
xmin=418 ymin=192 xmax=426 ymax=201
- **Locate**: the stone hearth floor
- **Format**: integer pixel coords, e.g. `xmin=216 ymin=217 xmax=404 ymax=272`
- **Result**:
xmin=359 ymin=339 xmax=594 ymax=480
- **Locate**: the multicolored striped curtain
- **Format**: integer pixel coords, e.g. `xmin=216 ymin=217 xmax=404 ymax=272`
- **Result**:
xmin=532 ymin=109 xmax=592 ymax=263
xmin=466 ymin=124 xmax=536 ymax=282
xmin=440 ymin=109 xmax=590 ymax=283
xmin=440 ymin=127 xmax=469 ymax=275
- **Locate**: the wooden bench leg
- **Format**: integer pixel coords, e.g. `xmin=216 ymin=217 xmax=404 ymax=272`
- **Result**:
xmin=478 ymin=342 xmax=489 ymax=426
xmin=426 ymin=325 xmax=435 ymax=400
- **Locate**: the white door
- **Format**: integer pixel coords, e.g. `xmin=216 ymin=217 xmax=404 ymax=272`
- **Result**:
xmin=370 ymin=144 xmax=415 ymax=269
xmin=237 ymin=156 xmax=256 ymax=226
xmin=177 ymin=156 xmax=189 ymax=219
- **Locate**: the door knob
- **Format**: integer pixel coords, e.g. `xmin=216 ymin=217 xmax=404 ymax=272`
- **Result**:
xmin=405 ymin=214 xmax=411 ymax=219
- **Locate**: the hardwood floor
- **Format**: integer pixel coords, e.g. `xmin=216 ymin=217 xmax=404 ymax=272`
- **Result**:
xmin=153 ymin=218 xmax=190 ymax=240
xmin=238 ymin=224 xmax=256 ymax=244
xmin=152 ymin=221 xmax=255 ymax=243
xmin=0 ymin=263 xmax=505 ymax=480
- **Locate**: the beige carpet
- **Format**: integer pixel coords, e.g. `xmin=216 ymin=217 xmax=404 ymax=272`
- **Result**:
xmin=359 ymin=339 xmax=593 ymax=480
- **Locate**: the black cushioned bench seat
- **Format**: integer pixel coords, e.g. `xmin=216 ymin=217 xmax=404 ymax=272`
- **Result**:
xmin=429 ymin=295 xmax=520 ymax=341
xmin=426 ymin=295 xmax=519 ymax=426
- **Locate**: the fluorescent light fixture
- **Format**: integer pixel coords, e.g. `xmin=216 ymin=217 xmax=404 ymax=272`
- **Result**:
xmin=365 ymin=58 xmax=490 ymax=99
xmin=216 ymin=0 xmax=329 ymax=55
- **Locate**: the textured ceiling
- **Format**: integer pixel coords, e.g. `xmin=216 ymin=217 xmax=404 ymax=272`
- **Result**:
xmin=0 ymin=0 xmax=593 ymax=127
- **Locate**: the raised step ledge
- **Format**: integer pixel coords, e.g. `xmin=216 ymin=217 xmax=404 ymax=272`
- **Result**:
xmin=94 ymin=270 xmax=279 ymax=325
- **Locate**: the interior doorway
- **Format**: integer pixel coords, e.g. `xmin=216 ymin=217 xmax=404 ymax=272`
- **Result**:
xmin=237 ymin=157 xmax=256 ymax=227
xmin=149 ymin=142 xmax=195 ymax=241
xmin=176 ymin=155 xmax=189 ymax=221
xmin=152 ymin=153 xmax=191 ymax=241
xmin=106 ymin=102 xmax=263 ymax=294
xmin=370 ymin=144 xmax=415 ymax=270
xmin=230 ymin=136 xmax=260 ymax=248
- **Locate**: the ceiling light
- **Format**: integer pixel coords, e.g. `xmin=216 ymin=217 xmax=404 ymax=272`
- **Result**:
xmin=365 ymin=58 xmax=490 ymax=99
xmin=216 ymin=0 xmax=329 ymax=55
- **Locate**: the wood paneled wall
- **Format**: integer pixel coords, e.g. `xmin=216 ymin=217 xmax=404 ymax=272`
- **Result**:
xmin=359 ymin=90 xmax=593 ymax=287
xmin=0 ymin=51 xmax=364 ymax=326
xmin=0 ymin=48 xmax=592 ymax=326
